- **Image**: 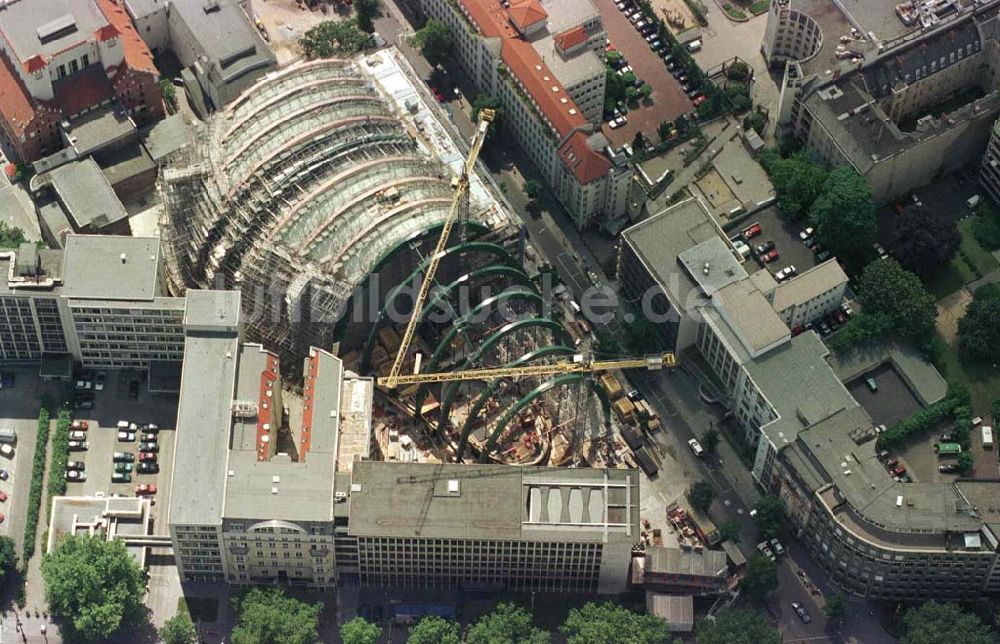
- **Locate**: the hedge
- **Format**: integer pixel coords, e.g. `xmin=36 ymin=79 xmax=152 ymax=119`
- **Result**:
xmin=21 ymin=407 xmax=51 ymax=563
xmin=46 ymin=409 xmax=72 ymax=520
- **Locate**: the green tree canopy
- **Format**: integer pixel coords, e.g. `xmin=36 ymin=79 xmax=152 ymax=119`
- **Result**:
xmin=0 ymin=222 xmax=27 ymax=249
xmin=761 ymin=151 xmax=827 ymax=219
xmin=823 ymin=595 xmax=848 ymax=624
xmin=687 ymin=480 xmax=715 ymax=513
xmin=624 ymin=317 xmax=659 ymax=355
xmin=231 ymin=588 xmax=320 ymax=644
xmin=408 ymin=615 xmax=461 ymax=644
xmin=741 ymin=554 xmax=778 ymax=600
xmin=471 ymin=93 xmax=503 ymax=136
xmin=858 ymin=258 xmax=937 ymax=341
xmin=524 ymin=179 xmax=543 ymax=201
xmin=411 ymin=20 xmax=454 ymax=67
xmin=340 ymin=617 xmax=382 ymax=644
xmin=718 ymin=520 xmax=741 ymax=544
xmin=753 ymin=495 xmax=785 ymax=539
xmin=696 ymin=609 xmax=781 ymax=644
xmin=354 ymin=0 xmax=382 ymax=32
xmin=902 ymin=601 xmax=993 ymax=644
xmin=41 ymin=534 xmax=145 ymax=642
xmin=299 ymin=20 xmax=373 ymax=58
xmin=0 ymin=535 xmax=15 ymax=582
xmin=958 ymin=294 xmax=1000 ymax=362
xmin=702 ymin=428 xmax=719 ymax=454
xmin=560 ymin=602 xmax=668 ymax=644
xmin=809 ymin=166 xmax=876 ymax=262
xmin=466 ymin=603 xmax=549 ymax=644
xmin=891 ymin=207 xmax=961 ymax=278
xmin=160 ymin=612 xmax=197 ymax=644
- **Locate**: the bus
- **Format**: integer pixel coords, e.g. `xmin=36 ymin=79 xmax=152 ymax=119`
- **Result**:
xmin=689 ymin=507 xmax=721 ymax=546
xmin=935 ymin=442 xmax=962 ymax=456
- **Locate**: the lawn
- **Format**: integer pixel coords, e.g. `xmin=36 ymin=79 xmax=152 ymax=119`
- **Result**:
xmin=938 ymin=339 xmax=1000 ymax=415
xmin=926 ymin=216 xmax=999 ymax=299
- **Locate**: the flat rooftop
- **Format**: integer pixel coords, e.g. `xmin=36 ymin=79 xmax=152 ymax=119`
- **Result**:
xmin=771 ymin=260 xmax=848 ymax=312
xmin=541 ymin=0 xmax=599 ymax=37
xmin=646 ymin=546 xmax=728 ymax=578
xmin=0 ymin=0 xmax=109 ymax=62
xmin=711 ymin=279 xmax=789 ymax=356
xmin=678 ymin=238 xmax=748 ymax=297
xmin=170 ymin=0 xmax=274 ymax=81
xmin=348 ymin=461 xmax=639 ymax=543
xmin=67 ymin=109 xmax=136 ymax=156
xmin=44 ymin=157 xmax=129 ymax=230
xmin=48 ymin=496 xmax=152 ymax=566
xmin=531 ymin=32 xmax=605 ymax=89
xmin=60 ymin=234 xmax=161 ymax=300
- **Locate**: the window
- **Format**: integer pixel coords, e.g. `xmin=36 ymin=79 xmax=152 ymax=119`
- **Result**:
xmin=81 ymin=54 xmax=89 ymax=68
xmin=69 ymin=59 xmax=79 ymax=74
xmin=57 ymin=64 xmax=66 ymax=79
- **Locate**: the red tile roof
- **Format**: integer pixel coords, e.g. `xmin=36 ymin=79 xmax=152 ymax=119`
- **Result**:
xmin=508 ymin=0 xmax=548 ymax=31
xmin=52 ymin=65 xmax=112 ymax=117
xmin=94 ymin=0 xmax=157 ymax=75
xmin=559 ymin=131 xmax=611 ymax=184
xmin=554 ymin=25 xmax=588 ymax=52
xmin=95 ymin=23 xmax=121 ymax=43
xmin=0 ymin=52 xmax=39 ymax=137
xmin=255 ymin=352 xmax=280 ymax=462
xmin=23 ymin=55 xmax=47 ymax=74
xmin=300 ymin=350 xmax=319 ymax=462
xmin=459 ymin=0 xmax=610 ymax=184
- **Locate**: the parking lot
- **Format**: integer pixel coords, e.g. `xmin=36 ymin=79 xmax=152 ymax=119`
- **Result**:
xmin=594 ymin=0 xmax=694 ymax=146
xmin=893 ymin=425 xmax=1000 ymax=484
xmin=742 ymin=206 xmax=830 ymax=280
xmin=846 ymin=364 xmax=923 ymax=429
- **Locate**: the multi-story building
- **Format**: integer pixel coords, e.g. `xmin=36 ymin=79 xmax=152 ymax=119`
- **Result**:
xmin=123 ymin=0 xmax=276 ymax=114
xmin=0 ymin=0 xmax=163 ymax=163
xmin=980 ymin=116 xmax=1000 ymax=204
xmin=0 ymin=235 xmax=188 ymax=368
xmin=415 ymin=0 xmax=635 ymax=229
xmin=167 ymin=301 xmax=639 ymax=593
xmin=766 ymin=0 xmax=1000 ymax=202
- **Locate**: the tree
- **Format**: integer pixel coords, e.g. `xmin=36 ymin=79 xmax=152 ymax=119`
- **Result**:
xmin=410 ymin=20 xmax=454 ymax=68
xmin=466 ymin=603 xmax=549 ymax=644
xmin=560 ymin=602 xmax=668 ymax=644
xmin=340 ymin=617 xmax=382 ymax=644
xmin=726 ymin=60 xmax=751 ymax=81
xmin=718 ymin=520 xmax=741 ymax=544
xmin=408 ymin=616 xmax=461 ymax=644
xmin=354 ymin=0 xmax=382 ymax=32
xmin=0 ymin=222 xmax=27 ymax=249
xmin=232 ymin=588 xmax=320 ymax=644
xmin=632 ymin=131 xmax=645 ymax=151
xmin=809 ymin=166 xmax=876 ymax=262
xmin=702 ymin=428 xmax=719 ymax=454
xmin=687 ymin=480 xmax=715 ymax=513
xmin=858 ymin=258 xmax=937 ymax=342
xmin=160 ymin=612 xmax=197 ymax=644
xmin=158 ymin=78 xmax=178 ymax=112
xmin=958 ymin=295 xmax=1000 ymax=361
xmin=624 ymin=317 xmax=658 ymax=355
xmin=696 ymin=609 xmax=781 ymax=644
xmin=41 ymin=535 xmax=145 ymax=642
xmin=524 ymin=179 xmax=543 ymax=201
xmin=639 ymin=83 xmax=653 ymax=100
xmin=958 ymin=450 xmax=974 ymax=475
xmin=890 ymin=208 xmax=961 ymax=278
xmin=299 ymin=20 xmax=373 ymax=58
xmin=902 ymin=601 xmax=993 ymax=644
xmin=761 ymin=151 xmax=827 ymax=219
xmin=0 ymin=536 xmax=15 ymax=582
xmin=823 ymin=595 xmax=848 ymax=625
xmin=471 ymin=93 xmax=503 ymax=136
xmin=741 ymin=553 xmax=778 ymax=600
xmin=753 ymin=495 xmax=784 ymax=539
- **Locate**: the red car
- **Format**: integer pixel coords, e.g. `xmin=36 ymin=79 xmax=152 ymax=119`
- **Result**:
xmin=139 ymin=452 xmax=157 ymax=462
xmin=70 ymin=420 xmax=88 ymax=430
xmin=892 ymin=465 xmax=907 ymax=477
xmin=0 ymin=491 xmax=7 ymax=502
xmin=762 ymin=249 xmax=779 ymax=263
xmin=135 ymin=483 xmax=157 ymax=496
xmin=743 ymin=223 xmax=762 ymax=239
xmin=693 ymin=94 xmax=707 ymax=107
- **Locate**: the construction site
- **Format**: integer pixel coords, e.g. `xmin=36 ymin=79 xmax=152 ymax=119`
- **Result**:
xmin=159 ymin=48 xmax=669 ymax=468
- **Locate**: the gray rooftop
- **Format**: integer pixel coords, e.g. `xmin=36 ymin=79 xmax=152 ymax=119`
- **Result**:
xmin=541 ymin=0 xmax=600 ymax=37
xmin=141 ymin=114 xmax=193 ymax=162
xmin=0 ymin=185 xmax=41 ymax=244
xmin=646 ymin=546 xmax=728 ymax=578
xmin=60 ymin=234 xmax=161 ymax=300
xmin=771 ymin=260 xmax=848 ymax=313
xmin=169 ymin=0 xmax=275 ymax=83
xmin=828 ymin=340 xmax=948 ymax=406
xmin=0 ymin=0 xmax=108 ymax=62
xmin=48 ymin=496 xmax=152 ymax=566
xmin=532 ymin=32 xmax=604 ymax=89
xmin=67 ymin=109 xmax=137 ymax=157
xmin=184 ymin=288 xmax=242 ymax=330
xmin=167 ymin=321 xmax=241 ymax=527
xmin=43 ymin=158 xmax=129 ymax=231
xmin=348 ymin=461 xmax=640 ymax=543
xmin=710 ymin=279 xmax=789 ymax=357
xmin=621 ymin=198 xmax=725 ymax=311
xmin=678 ymin=238 xmax=748 ymax=297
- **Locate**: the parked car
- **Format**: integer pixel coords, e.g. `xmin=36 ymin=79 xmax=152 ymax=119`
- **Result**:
xmin=70 ymin=420 xmax=88 ymax=430
xmin=142 ymin=423 xmax=160 ymax=432
xmin=140 ymin=441 xmax=159 ymax=452
xmin=938 ymin=463 xmax=960 ymax=474
xmin=0 ymin=468 xmax=8 ymax=481
xmin=891 ymin=464 xmax=907 ymax=477
xmin=68 ymin=440 xmax=88 ymax=451
xmin=833 ymin=309 xmax=847 ymax=325
xmin=816 ymin=249 xmax=832 ymax=261
xmin=688 ymin=438 xmax=704 ymax=457
xmin=799 ymin=227 xmax=815 ymax=240
xmin=69 ymin=430 xmax=87 ymax=441
xmin=776 ymin=265 xmax=797 ymax=281
xmin=608 ymin=117 xmax=626 ymax=129
xmin=66 ymin=470 xmax=86 ymax=482
xmin=65 ymin=461 xmax=85 ymax=471
xmin=112 ymin=472 xmax=132 ymax=484
xmin=137 ymin=462 xmax=159 ymax=475
xmin=114 ymin=462 xmax=134 ymax=473
xmin=94 ymin=372 xmax=106 ymax=391
xmin=940 ymin=432 xmax=957 ymax=443
xmin=791 ymin=602 xmax=811 ymax=624
xmin=0 ymin=491 xmax=7 ymax=503
xmin=866 ymin=376 xmax=878 ymax=392
xmin=72 ymin=400 xmax=93 ymax=411
xmin=0 ymin=444 xmax=12 ymax=459
xmin=804 ymin=237 xmax=817 ymax=249
xmin=742 ymin=223 xmax=762 ymax=239
xmin=756 ymin=541 xmax=775 ymax=561
xmin=74 ymin=380 xmax=92 ymax=390
xmin=135 ymin=483 xmax=158 ymax=496
xmin=762 ymin=249 xmax=779 ymax=263
xmin=128 ymin=379 xmax=140 ymax=399
xmin=113 ymin=452 xmax=135 ymax=462
xmin=139 ymin=452 xmax=157 ymax=462
xmin=118 ymin=431 xmax=136 ymax=442
xmin=873 ymin=242 xmax=888 ymax=258
xmin=770 ymin=538 xmax=785 ymax=556
xmin=755 ymin=240 xmax=775 ymax=255
xmin=693 ymin=95 xmax=707 ymax=107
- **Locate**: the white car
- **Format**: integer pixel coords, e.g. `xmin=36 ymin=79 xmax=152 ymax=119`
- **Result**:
xmin=608 ymin=117 xmax=626 ymax=129
xmin=798 ymin=227 xmax=814 ymax=241
xmin=776 ymin=265 xmax=797 ymax=281
xmin=69 ymin=430 xmax=87 ymax=441
xmin=688 ymin=438 xmax=704 ymax=457
xmin=66 ymin=470 xmax=86 ymax=482
xmin=617 ymin=65 xmax=633 ymax=75
xmin=117 ymin=431 xmax=136 ymax=442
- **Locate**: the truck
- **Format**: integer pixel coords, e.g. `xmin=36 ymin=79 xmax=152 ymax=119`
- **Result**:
xmin=599 ymin=373 xmax=623 ymax=400
xmin=0 ymin=428 xmax=15 ymax=444
xmin=689 ymin=507 xmax=721 ymax=546
xmin=983 ymin=426 xmax=994 ymax=449
xmin=612 ymin=397 xmax=636 ymax=421
xmin=935 ymin=442 xmax=963 ymax=456
xmin=633 ymin=446 xmax=658 ymax=478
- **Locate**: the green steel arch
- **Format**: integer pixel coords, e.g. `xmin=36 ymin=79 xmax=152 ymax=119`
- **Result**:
xmin=452 ymin=344 xmax=576 ymax=461
xmin=413 ymin=287 xmax=544 ymax=415
xmin=479 ymin=376 xmax=612 ymax=462
xmin=358 ymin=241 xmax=520 ymax=371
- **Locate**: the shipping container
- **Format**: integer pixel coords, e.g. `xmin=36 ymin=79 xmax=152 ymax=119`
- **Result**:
xmin=600 ymin=373 xmax=623 ymax=400
xmin=612 ymin=397 xmax=636 ymax=420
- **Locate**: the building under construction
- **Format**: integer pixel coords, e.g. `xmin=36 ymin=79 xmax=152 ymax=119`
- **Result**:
xmin=159 ymin=49 xmax=627 ymax=465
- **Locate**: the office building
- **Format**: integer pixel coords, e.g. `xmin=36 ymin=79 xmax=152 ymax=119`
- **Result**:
xmin=414 ymin=0 xmax=636 ymax=229
xmin=0 ymin=0 xmax=162 ymax=163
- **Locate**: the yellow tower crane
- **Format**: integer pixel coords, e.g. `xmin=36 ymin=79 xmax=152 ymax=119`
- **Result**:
xmin=382 ymin=108 xmax=496 ymax=389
